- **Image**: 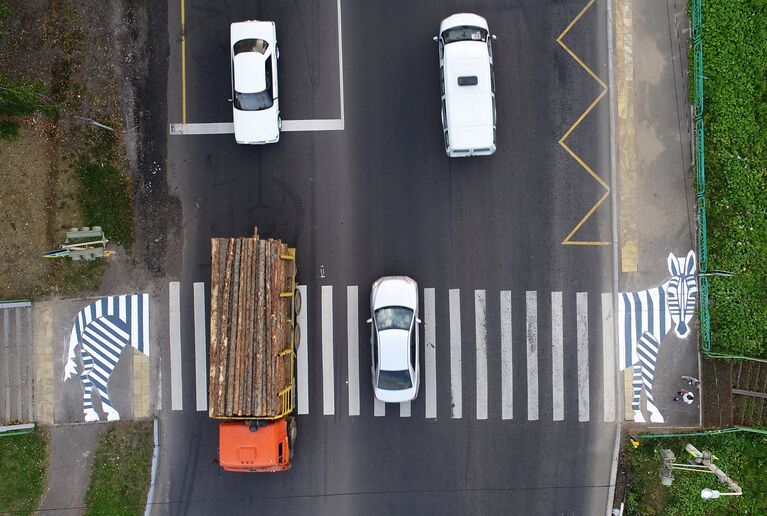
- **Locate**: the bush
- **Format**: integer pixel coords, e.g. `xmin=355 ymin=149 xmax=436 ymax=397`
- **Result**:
xmin=701 ymin=0 xmax=767 ymax=357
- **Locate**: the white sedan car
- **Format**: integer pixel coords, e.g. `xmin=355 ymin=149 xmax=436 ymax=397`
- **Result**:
xmin=230 ymin=21 xmax=280 ymax=144
xmin=368 ymin=276 xmax=420 ymax=402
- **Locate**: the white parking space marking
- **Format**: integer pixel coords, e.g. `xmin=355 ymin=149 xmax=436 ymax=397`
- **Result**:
xmin=322 ymin=286 xmax=335 ymax=415
xmin=347 ymin=286 xmax=360 ymax=416
xmin=526 ymin=291 xmax=539 ymax=421
xmin=577 ymin=292 xmax=590 ymax=422
xmin=500 ymin=291 xmax=513 ymax=420
xmin=193 ymin=283 xmax=207 ymax=412
xmin=475 ymin=290 xmax=488 ymax=420
xmin=424 ymin=288 xmax=437 ymax=419
xmin=400 ymin=401 xmax=411 ymax=417
xmin=374 ymin=398 xmax=385 ymax=416
xmin=551 ymin=291 xmax=564 ymax=421
xmin=297 ymin=285 xmax=309 ymax=415
xmin=169 ymin=282 xmax=183 ymax=411
xmin=449 ymin=289 xmax=462 ymax=419
xmin=602 ymin=293 xmax=616 ymax=422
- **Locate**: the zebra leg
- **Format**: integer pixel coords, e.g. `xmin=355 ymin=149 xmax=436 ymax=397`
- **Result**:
xmin=638 ymin=332 xmax=664 ymax=423
xmin=80 ymin=353 xmax=100 ymax=421
xmin=631 ymin=363 xmax=645 ymax=423
xmin=90 ymin=374 xmax=121 ymax=421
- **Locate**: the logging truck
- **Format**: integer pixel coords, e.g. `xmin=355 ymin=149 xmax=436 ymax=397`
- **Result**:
xmin=209 ymin=231 xmax=300 ymax=472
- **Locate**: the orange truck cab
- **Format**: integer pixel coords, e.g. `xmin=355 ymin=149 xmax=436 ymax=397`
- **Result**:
xmin=219 ymin=419 xmax=295 ymax=473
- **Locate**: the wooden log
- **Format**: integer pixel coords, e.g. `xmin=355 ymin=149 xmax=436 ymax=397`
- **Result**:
xmin=254 ymin=239 xmax=266 ymax=416
xmin=216 ymin=239 xmax=235 ymax=416
xmin=264 ymin=239 xmax=274 ymax=415
xmin=241 ymin=237 xmax=253 ymax=415
xmin=208 ymin=238 xmax=221 ymax=416
xmin=233 ymin=238 xmax=247 ymax=415
xmin=226 ymin=239 xmax=242 ymax=416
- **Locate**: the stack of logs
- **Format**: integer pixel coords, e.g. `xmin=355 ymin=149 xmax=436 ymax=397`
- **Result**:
xmin=209 ymin=232 xmax=293 ymax=418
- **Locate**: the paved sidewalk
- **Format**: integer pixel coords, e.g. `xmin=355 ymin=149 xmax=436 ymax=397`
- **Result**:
xmin=615 ymin=0 xmax=700 ymax=427
xmin=0 ymin=301 xmax=34 ymax=424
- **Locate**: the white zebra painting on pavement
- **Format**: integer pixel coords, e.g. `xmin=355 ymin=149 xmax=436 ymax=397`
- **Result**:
xmin=619 ymin=251 xmax=698 ymax=423
xmin=63 ymin=294 xmax=150 ymax=421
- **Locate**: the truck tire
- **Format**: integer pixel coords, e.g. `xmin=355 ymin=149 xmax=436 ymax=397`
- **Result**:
xmin=288 ymin=417 xmax=297 ymax=459
xmin=294 ymin=288 xmax=302 ymax=315
xmin=293 ymin=324 xmax=301 ymax=351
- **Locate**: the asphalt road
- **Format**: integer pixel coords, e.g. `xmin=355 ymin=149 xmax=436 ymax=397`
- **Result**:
xmin=157 ymin=1 xmax=616 ymax=514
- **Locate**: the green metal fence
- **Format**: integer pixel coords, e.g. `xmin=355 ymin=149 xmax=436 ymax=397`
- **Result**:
xmin=691 ymin=0 xmax=710 ymax=354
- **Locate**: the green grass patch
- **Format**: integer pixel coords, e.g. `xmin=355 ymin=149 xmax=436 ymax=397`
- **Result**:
xmin=624 ymin=431 xmax=767 ymax=515
xmin=0 ymin=427 xmax=49 ymax=515
xmin=74 ymin=129 xmax=133 ymax=247
xmin=700 ymin=0 xmax=767 ymax=357
xmin=84 ymin=421 xmax=153 ymax=516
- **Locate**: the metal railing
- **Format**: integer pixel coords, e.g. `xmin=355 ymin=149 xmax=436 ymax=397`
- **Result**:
xmin=691 ymin=0 xmax=711 ymax=354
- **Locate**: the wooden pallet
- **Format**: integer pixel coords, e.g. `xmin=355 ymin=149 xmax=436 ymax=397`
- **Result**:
xmin=208 ymin=231 xmax=295 ymax=419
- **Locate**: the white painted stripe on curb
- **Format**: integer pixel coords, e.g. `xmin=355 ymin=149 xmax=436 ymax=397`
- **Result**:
xmin=449 ymin=289 xmax=462 ymax=419
xmin=475 ymin=290 xmax=488 ymax=420
xmin=193 ymin=283 xmax=207 ymax=412
xmin=500 ymin=291 xmax=513 ymax=420
xmin=602 ymin=293 xmax=616 ymax=422
xmin=169 ymin=282 xmax=183 ymax=411
xmin=577 ymin=292 xmax=590 ymax=422
xmin=321 ymin=286 xmax=335 ymax=415
xmin=374 ymin=398 xmax=385 ymax=416
xmin=400 ymin=401 xmax=411 ymax=417
xmin=347 ymin=286 xmax=360 ymax=416
xmin=424 ymin=288 xmax=437 ymax=419
xmin=297 ymin=285 xmax=309 ymax=415
xmin=551 ymin=291 xmax=564 ymax=421
xmin=526 ymin=291 xmax=539 ymax=421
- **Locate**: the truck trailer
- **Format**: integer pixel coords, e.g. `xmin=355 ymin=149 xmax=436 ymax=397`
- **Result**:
xmin=209 ymin=231 xmax=299 ymax=472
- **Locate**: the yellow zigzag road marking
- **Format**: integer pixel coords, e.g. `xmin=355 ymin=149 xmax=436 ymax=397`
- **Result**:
xmin=557 ymin=0 xmax=610 ymax=246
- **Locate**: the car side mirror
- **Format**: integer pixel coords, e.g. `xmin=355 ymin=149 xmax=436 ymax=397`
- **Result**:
xmin=433 ymin=36 xmax=438 ymax=42
xmin=416 ymin=318 xmax=422 ymax=324
xmin=228 ymin=98 xmax=233 ymax=102
xmin=492 ymin=34 xmax=497 ymax=40
xmin=366 ymin=318 xmax=373 ymax=324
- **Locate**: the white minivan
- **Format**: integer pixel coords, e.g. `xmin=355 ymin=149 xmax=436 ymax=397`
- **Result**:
xmin=434 ymin=14 xmax=496 ymax=157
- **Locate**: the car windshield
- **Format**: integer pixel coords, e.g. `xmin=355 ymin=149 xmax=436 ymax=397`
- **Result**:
xmin=442 ymin=25 xmax=488 ymax=44
xmin=234 ymin=90 xmax=273 ymax=111
xmin=378 ymin=369 xmax=412 ymax=390
xmin=375 ymin=306 xmax=413 ymax=331
xmin=233 ymin=38 xmax=269 ymax=55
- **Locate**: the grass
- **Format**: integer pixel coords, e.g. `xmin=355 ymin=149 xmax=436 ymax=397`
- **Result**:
xmin=84 ymin=421 xmax=153 ymax=516
xmin=699 ymin=0 xmax=767 ymax=358
xmin=0 ymin=427 xmax=49 ymax=516
xmin=623 ymin=431 xmax=767 ymax=515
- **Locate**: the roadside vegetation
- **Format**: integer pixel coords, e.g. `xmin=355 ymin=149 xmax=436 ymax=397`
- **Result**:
xmin=0 ymin=427 xmax=49 ymax=516
xmin=700 ymin=0 xmax=767 ymax=358
xmin=623 ymin=431 xmax=767 ymax=515
xmin=84 ymin=421 xmax=153 ymax=516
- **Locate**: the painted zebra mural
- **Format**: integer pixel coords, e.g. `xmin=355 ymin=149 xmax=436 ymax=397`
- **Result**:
xmin=63 ymin=294 xmax=150 ymax=421
xmin=619 ymin=251 xmax=698 ymax=423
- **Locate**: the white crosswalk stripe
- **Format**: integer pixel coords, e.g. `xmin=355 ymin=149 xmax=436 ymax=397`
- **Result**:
xmin=172 ymin=282 xmax=622 ymax=424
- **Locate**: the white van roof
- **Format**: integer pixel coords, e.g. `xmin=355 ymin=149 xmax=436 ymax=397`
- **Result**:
xmin=443 ymin=39 xmax=494 ymax=152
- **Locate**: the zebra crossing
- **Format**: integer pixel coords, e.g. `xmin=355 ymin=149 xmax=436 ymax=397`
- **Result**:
xmin=169 ymin=282 xmax=620 ymax=424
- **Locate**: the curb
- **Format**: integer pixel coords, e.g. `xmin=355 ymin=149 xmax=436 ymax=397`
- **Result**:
xmin=144 ymin=418 xmax=160 ymax=516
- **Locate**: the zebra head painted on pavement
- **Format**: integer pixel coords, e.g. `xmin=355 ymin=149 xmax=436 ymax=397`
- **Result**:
xmin=666 ymin=250 xmax=698 ymax=338
xmin=63 ymin=294 xmax=150 ymax=422
xmin=618 ymin=250 xmax=698 ymax=424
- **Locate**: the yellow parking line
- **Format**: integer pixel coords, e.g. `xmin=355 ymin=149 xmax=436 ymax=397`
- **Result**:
xmin=181 ymin=0 xmax=187 ymax=124
xmin=557 ymin=0 xmax=610 ymax=246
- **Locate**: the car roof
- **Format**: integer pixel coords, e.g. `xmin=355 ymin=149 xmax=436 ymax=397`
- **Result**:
xmin=444 ymin=42 xmax=494 ymax=150
xmin=378 ymin=329 xmax=410 ymax=371
xmin=233 ymin=53 xmax=267 ymax=93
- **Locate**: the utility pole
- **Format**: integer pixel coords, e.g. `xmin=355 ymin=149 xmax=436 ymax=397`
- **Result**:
xmin=658 ymin=445 xmax=742 ymax=499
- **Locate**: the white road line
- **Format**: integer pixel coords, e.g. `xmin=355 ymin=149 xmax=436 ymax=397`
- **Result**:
xmin=169 ymin=122 xmax=232 ymax=135
xmin=400 ymin=401 xmax=411 ymax=417
xmin=551 ymin=291 xmax=564 ymax=421
xmin=347 ymin=286 xmax=360 ymax=416
xmin=336 ymin=0 xmax=345 ymax=121
xmin=169 ymin=120 xmax=344 ymax=135
xmin=321 ymin=286 xmax=335 ymax=415
xmin=449 ymin=289 xmax=462 ymax=419
xmin=374 ymin=398 xmax=385 ymax=416
xmin=526 ymin=291 xmax=539 ymax=421
xmin=193 ymin=283 xmax=207 ymax=412
xmin=602 ymin=293 xmax=616 ymax=422
xmin=169 ymin=282 xmax=183 ymax=411
xmin=577 ymin=292 xmax=590 ymax=422
xmin=475 ymin=290 xmax=488 ymax=420
xmin=297 ymin=285 xmax=309 ymax=415
xmin=500 ymin=291 xmax=513 ymax=420
xmin=424 ymin=288 xmax=437 ymax=419
xmin=282 ymin=119 xmax=344 ymax=131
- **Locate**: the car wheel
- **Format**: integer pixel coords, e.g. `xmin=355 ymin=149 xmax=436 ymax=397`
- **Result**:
xmin=278 ymin=116 xmax=282 ymax=131
xmin=287 ymin=417 xmax=297 ymax=459
xmin=293 ymin=287 xmax=302 ymax=315
xmin=293 ymin=323 xmax=301 ymax=351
